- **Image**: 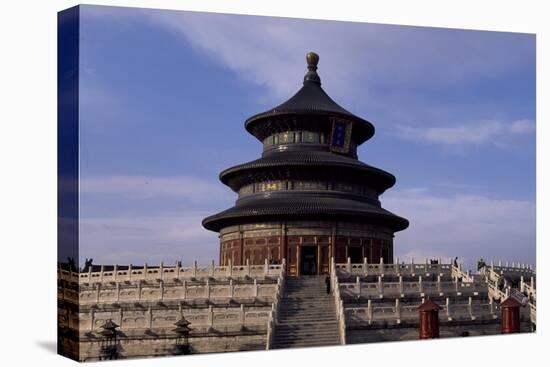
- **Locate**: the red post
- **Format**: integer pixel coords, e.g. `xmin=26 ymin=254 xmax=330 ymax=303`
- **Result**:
xmin=418 ymin=299 xmax=441 ymax=339
xmin=500 ymin=297 xmax=521 ymax=334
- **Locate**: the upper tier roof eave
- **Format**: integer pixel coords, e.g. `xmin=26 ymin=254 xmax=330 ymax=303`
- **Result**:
xmin=244 ymin=74 xmax=375 ymax=144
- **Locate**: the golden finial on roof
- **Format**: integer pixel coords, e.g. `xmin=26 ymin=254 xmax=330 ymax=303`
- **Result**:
xmin=306 ymin=52 xmax=319 ymax=69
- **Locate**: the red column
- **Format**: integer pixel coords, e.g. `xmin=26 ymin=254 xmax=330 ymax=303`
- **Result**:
xmin=418 ymin=299 xmax=441 ymax=339
xmin=500 ymin=297 xmax=521 ymax=334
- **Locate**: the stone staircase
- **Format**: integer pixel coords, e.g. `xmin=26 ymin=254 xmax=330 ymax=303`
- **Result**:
xmin=271 ymin=276 xmax=340 ymax=349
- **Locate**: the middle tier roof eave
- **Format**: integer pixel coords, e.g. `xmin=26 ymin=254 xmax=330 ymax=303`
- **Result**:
xmin=219 ymin=150 xmax=396 ymax=193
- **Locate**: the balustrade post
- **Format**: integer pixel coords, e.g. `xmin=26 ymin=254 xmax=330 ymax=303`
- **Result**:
xmin=445 ymin=297 xmax=450 ymax=318
xmin=159 ymin=280 xmax=164 ymax=301
xmin=176 ymin=260 xmax=180 ymax=279
xmin=116 ymin=282 xmax=120 ymax=302
xmin=228 ymin=258 xmax=233 ymax=277
xmin=246 ymin=258 xmax=251 ymax=276
xmin=437 ymin=275 xmax=441 ymax=293
xmin=209 ymin=305 xmax=214 ymax=328
xmin=144 ymin=262 xmax=148 ymax=281
xmin=193 ymin=260 xmax=197 ymax=278
xmin=520 ymin=276 xmax=524 ymax=293
xmin=138 ymin=281 xmax=142 ymax=301
xmin=240 ymin=304 xmax=245 ymax=327
xmin=396 ymin=257 xmax=400 ymax=275
xmin=254 ymin=278 xmax=258 ymax=297
xmin=206 ymin=279 xmax=211 ymax=299
xmin=399 ymin=275 xmax=403 ymax=294
xmin=378 ymin=276 xmax=382 ymax=295
xmin=230 ymin=279 xmax=234 ymax=298
xmin=96 ymin=283 xmax=101 ymax=302
xmin=160 ymin=261 xmax=164 ymax=280
xmin=182 ymin=280 xmax=187 ymax=299
xmin=419 ymin=275 xmax=423 ymax=293
xmin=395 ymin=298 xmax=401 ymax=321
xmin=468 ymin=296 xmax=473 ymax=318
xmin=114 ymin=264 xmax=118 ymax=282
xmin=356 ymin=276 xmax=361 ymax=295
xmin=210 ymin=260 xmax=215 ymax=277
xmin=530 ymin=276 xmax=534 ymax=289
xmin=367 ymin=299 xmax=372 ymax=322
xmin=100 ymin=265 xmax=105 ymax=283
xmin=128 ymin=263 xmax=133 ymax=282
xmin=347 ymin=257 xmax=351 ymax=273
xmin=455 ymin=277 xmax=459 ymax=292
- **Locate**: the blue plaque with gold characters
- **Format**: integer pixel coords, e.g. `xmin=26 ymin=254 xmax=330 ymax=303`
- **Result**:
xmin=330 ymin=117 xmax=352 ymax=153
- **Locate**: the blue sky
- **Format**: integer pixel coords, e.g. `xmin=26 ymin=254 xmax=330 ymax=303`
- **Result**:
xmin=77 ymin=5 xmax=536 ymax=269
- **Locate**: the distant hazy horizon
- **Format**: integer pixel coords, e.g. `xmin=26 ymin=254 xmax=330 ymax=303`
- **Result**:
xmin=67 ymin=5 xmax=535 ymax=270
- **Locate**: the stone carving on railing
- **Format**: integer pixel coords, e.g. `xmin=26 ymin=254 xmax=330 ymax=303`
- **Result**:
xmin=339 ymin=277 xmax=488 ymax=299
xmin=80 ymin=305 xmax=272 ymax=333
xmin=58 ymin=258 xmax=285 ymax=285
xmin=335 ymin=257 xmax=453 ymax=278
xmin=266 ymin=259 xmax=286 ymax=350
xmin=330 ymin=257 xmax=346 ymax=345
xmin=345 ymin=297 xmax=499 ymax=326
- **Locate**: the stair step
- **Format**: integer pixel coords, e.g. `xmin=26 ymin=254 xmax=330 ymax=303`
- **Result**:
xmin=278 ymin=314 xmax=336 ymax=319
xmin=277 ymin=320 xmax=338 ymax=326
xmin=271 ymin=339 xmax=340 ymax=348
xmin=272 ymin=276 xmax=340 ymax=347
xmin=274 ymin=332 xmax=339 ymax=338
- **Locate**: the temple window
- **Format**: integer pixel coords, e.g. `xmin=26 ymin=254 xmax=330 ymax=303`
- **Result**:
xmin=279 ymin=131 xmax=294 ymax=144
xmin=302 ymin=131 xmax=319 ymax=143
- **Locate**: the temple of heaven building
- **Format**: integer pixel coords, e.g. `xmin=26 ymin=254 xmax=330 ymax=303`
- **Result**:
xmin=203 ymin=52 xmax=409 ymax=276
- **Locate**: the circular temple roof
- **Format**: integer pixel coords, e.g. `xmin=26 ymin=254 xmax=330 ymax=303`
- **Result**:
xmin=245 ymin=53 xmax=375 ymax=144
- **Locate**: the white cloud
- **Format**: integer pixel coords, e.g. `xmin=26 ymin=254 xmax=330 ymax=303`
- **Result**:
xmin=79 ymin=213 xmax=219 ymax=266
xmin=509 ymin=119 xmax=536 ymax=134
xmin=394 ymin=119 xmax=534 ymax=146
xmin=82 ymin=7 xmax=534 ymax=152
xmin=79 ymin=175 xmax=232 ymax=265
xmin=384 ymin=189 xmax=536 ymax=270
xmin=80 ymin=175 xmax=232 ymax=202
xmin=131 ymin=9 xmax=533 ymax=103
